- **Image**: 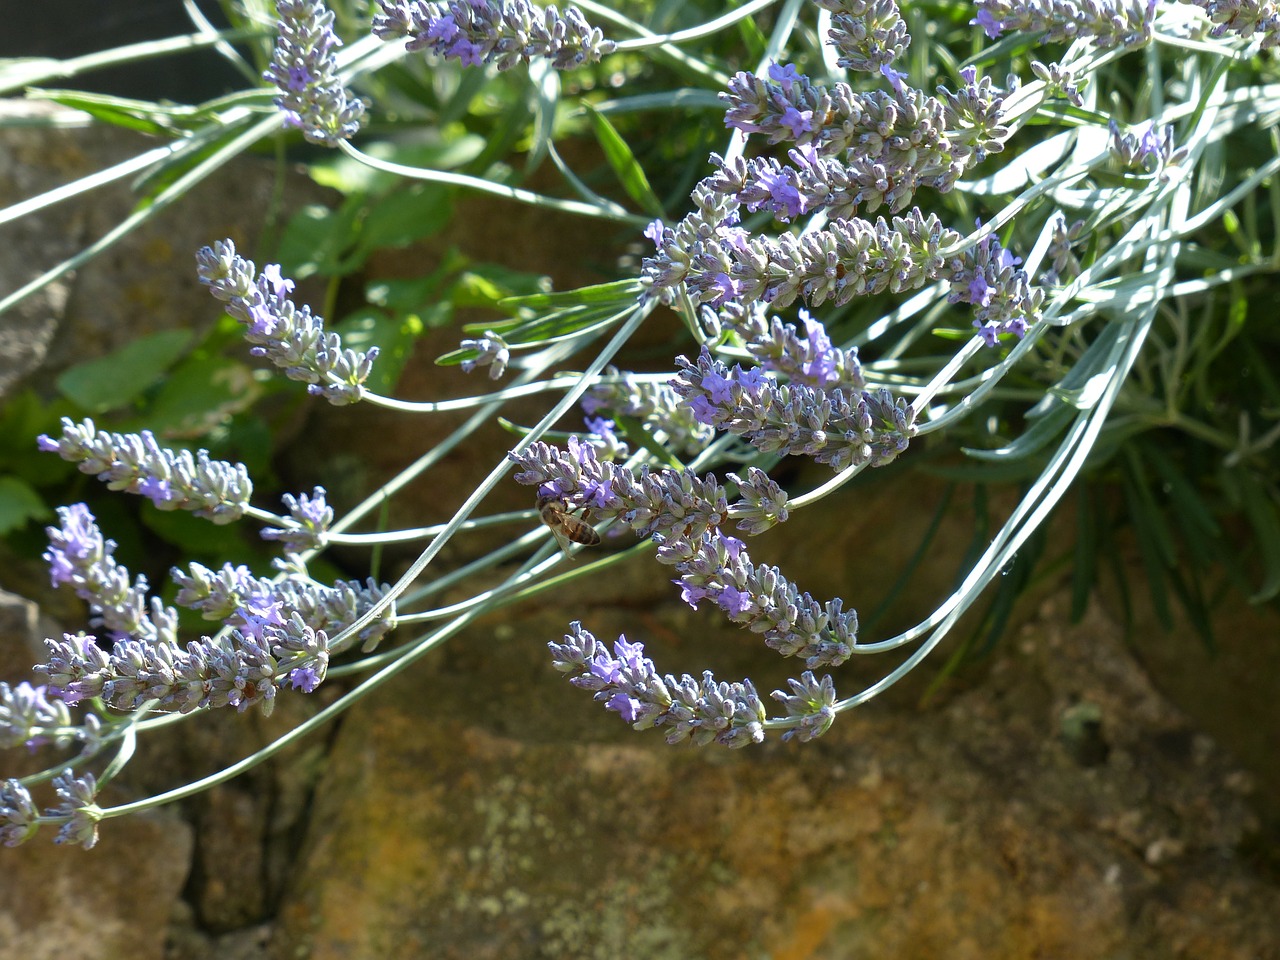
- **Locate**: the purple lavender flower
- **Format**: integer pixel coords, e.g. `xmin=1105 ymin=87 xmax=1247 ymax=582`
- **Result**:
xmin=261 ymin=487 xmax=334 ymax=552
xmin=39 ymin=422 xmax=252 ymax=524
xmin=670 ymin=530 xmax=858 ymax=667
xmin=0 ymin=682 xmax=73 ymax=751
xmin=373 ymin=0 xmax=616 ymax=71
xmin=639 ymin=184 xmax=743 ymax=305
xmin=722 ymin=65 xmax=829 ymax=146
xmin=549 ymin=622 xmax=767 ymax=747
xmin=1193 ymin=0 xmax=1280 ymax=47
xmin=671 ymin=349 xmax=915 ymax=471
xmin=38 ymin=617 xmax=331 ymax=718
xmin=263 ymin=0 xmax=366 ymax=146
xmin=943 ymin=231 xmax=1044 ymax=344
xmin=720 ymin=208 xmax=960 ymax=311
xmin=969 ymin=0 xmax=1156 ymax=49
xmin=773 ymin=672 xmax=838 ymax=742
xmin=1109 ymin=120 xmax=1189 ymax=179
xmin=459 ymin=331 xmax=511 ymax=379
xmin=196 ymin=239 xmax=378 ymax=405
xmin=50 ymin=769 xmax=101 ymax=850
xmin=510 ymin=436 xmax=793 ymax=544
xmin=812 ymin=0 xmax=912 ymax=72
xmin=721 ymin=66 xmax=982 ymax=206
xmin=550 ymin=622 xmax=842 ymax=745
xmin=513 ymin=440 xmax=854 ymax=666
xmin=171 ymin=562 xmax=398 ymax=653
xmin=42 ymin=502 xmax=177 ymax=644
xmin=0 ymin=779 xmax=39 ymax=847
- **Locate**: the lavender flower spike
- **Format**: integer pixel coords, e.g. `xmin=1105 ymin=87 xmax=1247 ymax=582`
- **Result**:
xmin=43 ymin=502 xmax=180 ymax=644
xmin=811 ymin=0 xmax=911 ymax=72
xmin=373 ymin=0 xmax=616 ymax=71
xmin=970 ymin=0 xmax=1156 ymax=50
xmin=196 ymin=239 xmax=378 ymax=405
xmin=264 ymin=0 xmax=366 ymax=146
xmin=39 ymin=421 xmax=252 ymax=524
xmin=38 ymin=617 xmax=333 ymax=717
xmin=671 ymin=349 xmax=916 ymax=472
xmin=550 ymin=622 xmax=767 ymax=747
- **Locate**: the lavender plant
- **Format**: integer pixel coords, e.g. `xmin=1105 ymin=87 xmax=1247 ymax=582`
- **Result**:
xmin=2 ymin=0 xmax=1279 ymax=846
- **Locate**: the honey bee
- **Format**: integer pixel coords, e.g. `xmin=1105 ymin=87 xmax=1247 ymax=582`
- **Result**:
xmin=538 ymin=494 xmax=600 ymax=557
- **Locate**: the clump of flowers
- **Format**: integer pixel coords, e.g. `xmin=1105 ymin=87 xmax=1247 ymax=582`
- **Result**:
xmin=4 ymin=0 xmax=1272 ymax=849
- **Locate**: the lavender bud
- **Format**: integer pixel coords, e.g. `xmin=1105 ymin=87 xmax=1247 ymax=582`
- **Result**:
xmin=719 ymin=208 xmax=960 ymax=311
xmin=583 ymin=367 xmax=714 ymax=458
xmin=721 ymin=64 xmax=828 ymax=146
xmin=1042 ymin=214 xmax=1085 ymax=286
xmin=0 ymin=779 xmax=40 ymax=847
xmin=263 ymin=0 xmax=366 ymax=146
xmin=171 ymin=562 xmax=397 ymax=653
xmin=1030 ymin=59 xmax=1087 ymax=107
xmin=1194 ymin=0 xmax=1280 ymax=46
xmin=549 ymin=622 xmax=767 ymax=748
xmin=670 ymin=349 xmax=916 ymax=471
xmin=726 ymin=467 xmax=790 ymax=535
xmin=458 ymin=331 xmax=511 ymax=379
xmin=582 ymin=415 xmax=630 ymax=461
xmin=943 ymin=231 xmax=1044 ymax=344
xmin=261 ymin=486 xmax=334 ymax=552
xmin=1108 ymin=119 xmax=1189 ymax=181
xmin=772 ymin=671 xmax=839 ymax=742
xmin=51 ymin=769 xmax=102 ymax=850
xmin=672 ymin=532 xmax=857 ymax=668
xmin=936 ymin=66 xmax=1014 ymax=166
xmin=509 ymin=437 xmax=731 ymax=543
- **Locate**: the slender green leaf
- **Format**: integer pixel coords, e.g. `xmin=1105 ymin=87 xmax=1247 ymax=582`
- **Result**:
xmin=583 ymin=104 xmax=665 ymax=219
xmin=499 ymin=279 xmax=641 ymax=309
xmin=1234 ymin=468 xmax=1280 ymax=602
